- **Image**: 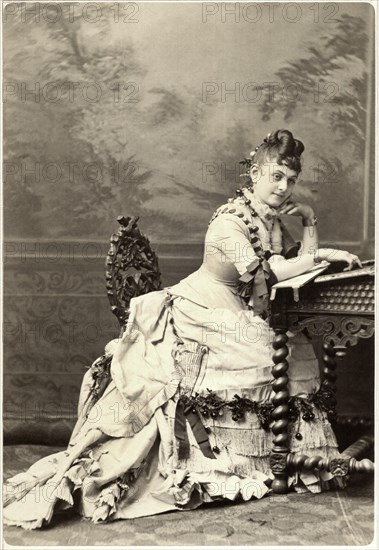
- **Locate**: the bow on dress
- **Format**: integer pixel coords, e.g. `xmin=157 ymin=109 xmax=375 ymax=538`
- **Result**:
xmin=237 ymin=258 xmax=278 ymax=317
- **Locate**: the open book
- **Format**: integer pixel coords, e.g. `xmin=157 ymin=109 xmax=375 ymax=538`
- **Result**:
xmin=270 ymin=261 xmax=330 ymax=302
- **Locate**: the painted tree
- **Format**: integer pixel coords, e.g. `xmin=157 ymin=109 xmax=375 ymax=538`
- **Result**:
xmin=3 ymin=5 xmax=158 ymax=237
xmin=258 ymin=14 xmax=371 ymax=242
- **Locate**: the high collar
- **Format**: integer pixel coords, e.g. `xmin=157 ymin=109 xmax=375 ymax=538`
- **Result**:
xmin=242 ymin=188 xmax=278 ymax=227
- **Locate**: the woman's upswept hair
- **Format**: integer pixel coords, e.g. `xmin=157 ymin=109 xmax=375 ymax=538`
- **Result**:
xmin=252 ymin=129 xmax=305 ymax=173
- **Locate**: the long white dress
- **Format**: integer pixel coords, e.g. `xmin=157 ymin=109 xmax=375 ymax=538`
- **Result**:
xmin=3 ymin=191 xmax=344 ymax=529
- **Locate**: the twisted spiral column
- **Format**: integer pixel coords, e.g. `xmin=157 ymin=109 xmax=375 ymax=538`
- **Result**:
xmin=270 ymin=329 xmax=290 ymax=493
xmin=287 ymin=453 xmax=328 ymax=471
xmin=322 ymin=342 xmax=337 ymax=392
xmin=287 ymin=452 xmax=374 ymax=476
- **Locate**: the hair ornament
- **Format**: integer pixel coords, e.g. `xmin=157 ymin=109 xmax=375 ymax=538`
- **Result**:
xmin=239 ymin=142 xmax=263 ymax=176
xmin=240 ymin=129 xmax=304 ymax=179
xmin=264 ymin=132 xmax=272 ymax=143
xmin=239 ymin=156 xmax=253 ymax=177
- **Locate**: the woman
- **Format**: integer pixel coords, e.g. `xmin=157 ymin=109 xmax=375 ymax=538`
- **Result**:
xmin=4 ymin=129 xmax=361 ymax=529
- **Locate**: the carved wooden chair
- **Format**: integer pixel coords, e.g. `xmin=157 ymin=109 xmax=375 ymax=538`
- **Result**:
xmin=91 ymin=215 xmax=374 ymax=493
xmin=84 ymin=216 xmax=162 ymax=410
xmin=105 ymin=215 xmax=162 ymax=329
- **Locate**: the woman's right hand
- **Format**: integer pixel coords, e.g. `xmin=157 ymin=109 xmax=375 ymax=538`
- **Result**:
xmin=317 ymin=248 xmax=362 ymax=270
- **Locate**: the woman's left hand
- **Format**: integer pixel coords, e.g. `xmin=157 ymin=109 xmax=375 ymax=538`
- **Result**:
xmin=318 ymin=248 xmax=363 ymax=270
xmin=278 ymin=200 xmax=314 ymax=220
xmin=336 ymin=250 xmax=363 ymax=271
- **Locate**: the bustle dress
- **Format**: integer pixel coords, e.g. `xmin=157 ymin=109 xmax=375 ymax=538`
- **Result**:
xmin=3 ymin=188 xmax=344 ymax=529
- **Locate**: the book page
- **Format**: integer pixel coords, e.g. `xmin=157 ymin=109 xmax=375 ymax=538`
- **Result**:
xmin=270 ymin=261 xmax=330 ymax=301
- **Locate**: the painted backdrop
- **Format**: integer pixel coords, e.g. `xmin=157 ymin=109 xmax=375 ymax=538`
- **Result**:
xmin=3 ymin=2 xmax=375 ymax=442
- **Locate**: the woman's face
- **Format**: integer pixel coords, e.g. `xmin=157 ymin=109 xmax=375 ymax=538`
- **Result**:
xmin=250 ymin=160 xmax=299 ymax=209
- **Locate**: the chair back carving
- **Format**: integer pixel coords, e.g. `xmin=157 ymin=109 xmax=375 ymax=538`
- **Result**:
xmin=105 ymin=216 xmax=162 ymax=330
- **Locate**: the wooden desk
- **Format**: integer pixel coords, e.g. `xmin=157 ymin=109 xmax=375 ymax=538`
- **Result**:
xmin=268 ymin=261 xmax=375 ymax=493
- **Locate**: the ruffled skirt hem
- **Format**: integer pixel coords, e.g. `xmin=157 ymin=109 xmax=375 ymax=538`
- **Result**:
xmin=3 ymin=429 xmax=347 ymax=531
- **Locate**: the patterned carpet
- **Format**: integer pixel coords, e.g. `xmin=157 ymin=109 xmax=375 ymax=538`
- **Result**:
xmin=3 ymin=445 xmax=374 ymax=547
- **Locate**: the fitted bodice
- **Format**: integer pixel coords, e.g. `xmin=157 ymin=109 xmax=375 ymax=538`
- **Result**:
xmin=168 ymin=206 xmax=280 ymax=311
xmin=202 ymin=199 xmax=284 ymax=285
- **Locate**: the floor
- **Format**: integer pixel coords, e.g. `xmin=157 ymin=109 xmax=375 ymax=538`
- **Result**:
xmin=2 ymin=445 xmax=375 ymax=547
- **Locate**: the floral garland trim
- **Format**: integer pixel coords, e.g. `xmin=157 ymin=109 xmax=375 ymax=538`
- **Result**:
xmin=179 ymin=384 xmax=337 ymax=431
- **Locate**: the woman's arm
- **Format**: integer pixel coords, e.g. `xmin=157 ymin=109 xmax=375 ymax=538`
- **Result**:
xmin=301 ymin=221 xmax=319 ymax=255
xmin=206 ymin=211 xmax=361 ymax=285
xmin=280 ymin=201 xmax=319 ymax=256
xmin=206 ymin=213 xmax=319 ymax=283
xmin=278 ymin=201 xmax=362 ymax=273
xmin=268 ymin=252 xmax=316 ymax=282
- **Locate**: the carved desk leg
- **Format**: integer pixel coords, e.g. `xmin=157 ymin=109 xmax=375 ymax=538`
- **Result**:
xmin=270 ymin=329 xmax=290 ymax=493
xmin=322 ymin=342 xmax=337 ymax=391
xmin=321 ymin=342 xmax=339 ymax=423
